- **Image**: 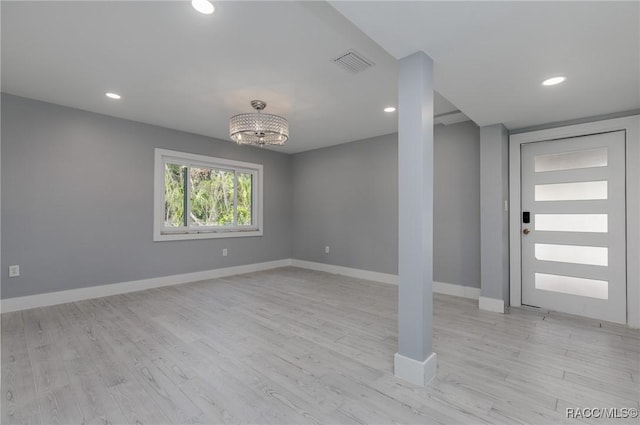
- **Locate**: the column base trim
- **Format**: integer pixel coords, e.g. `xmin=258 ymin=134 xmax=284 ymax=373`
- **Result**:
xmin=394 ymin=352 xmax=437 ymax=387
xmin=479 ymin=296 xmax=506 ymax=313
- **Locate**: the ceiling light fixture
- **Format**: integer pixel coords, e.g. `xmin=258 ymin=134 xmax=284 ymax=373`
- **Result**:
xmin=229 ymin=100 xmax=289 ymax=146
xmin=542 ymin=76 xmax=566 ymax=86
xmin=105 ymin=92 xmax=121 ymax=100
xmin=192 ymin=0 xmax=214 ymax=15
xmin=384 ymin=107 xmax=396 ymax=113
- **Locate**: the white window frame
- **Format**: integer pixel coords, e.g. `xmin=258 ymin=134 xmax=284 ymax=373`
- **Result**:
xmin=154 ymin=148 xmax=263 ymax=241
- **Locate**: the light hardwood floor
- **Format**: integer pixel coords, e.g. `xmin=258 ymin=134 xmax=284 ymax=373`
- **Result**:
xmin=2 ymin=267 xmax=639 ymax=424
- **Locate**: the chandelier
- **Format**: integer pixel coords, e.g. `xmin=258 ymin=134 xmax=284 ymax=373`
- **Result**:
xmin=229 ymin=100 xmax=289 ymax=146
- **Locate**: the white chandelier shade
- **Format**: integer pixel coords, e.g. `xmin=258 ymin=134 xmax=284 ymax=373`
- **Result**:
xmin=229 ymin=100 xmax=289 ymax=146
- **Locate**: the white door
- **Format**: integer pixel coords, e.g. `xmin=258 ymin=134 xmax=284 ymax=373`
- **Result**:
xmin=521 ymin=131 xmax=627 ymax=323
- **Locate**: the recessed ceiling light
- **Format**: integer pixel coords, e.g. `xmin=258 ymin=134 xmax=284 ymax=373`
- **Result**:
xmin=105 ymin=92 xmax=121 ymax=100
xmin=384 ymin=107 xmax=396 ymax=113
xmin=192 ymin=0 xmax=214 ymax=15
xmin=542 ymin=76 xmax=566 ymax=86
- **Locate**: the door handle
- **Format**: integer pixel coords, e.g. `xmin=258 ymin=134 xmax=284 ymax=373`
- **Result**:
xmin=523 ymin=228 xmax=531 ymax=235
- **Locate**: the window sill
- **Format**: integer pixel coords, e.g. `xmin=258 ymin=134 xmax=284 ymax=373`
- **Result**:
xmin=154 ymin=229 xmax=263 ymax=241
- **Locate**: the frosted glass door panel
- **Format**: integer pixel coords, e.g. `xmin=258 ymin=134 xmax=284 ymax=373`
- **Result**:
xmin=535 ymin=273 xmax=608 ymax=300
xmin=535 ymin=214 xmax=608 ymax=233
xmin=535 ymin=148 xmax=608 ymax=172
xmin=535 ymin=181 xmax=607 ymax=201
xmin=521 ymin=130 xmax=626 ymax=323
xmin=535 ymin=243 xmax=608 ymax=266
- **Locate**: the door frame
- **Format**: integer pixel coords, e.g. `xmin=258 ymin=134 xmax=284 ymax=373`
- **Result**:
xmin=509 ymin=115 xmax=640 ymax=327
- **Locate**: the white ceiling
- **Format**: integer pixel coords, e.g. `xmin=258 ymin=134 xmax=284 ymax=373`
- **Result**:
xmin=2 ymin=2 xmax=638 ymax=154
xmin=330 ymin=1 xmax=640 ymax=130
xmin=1 ymin=1 xmax=457 ymax=154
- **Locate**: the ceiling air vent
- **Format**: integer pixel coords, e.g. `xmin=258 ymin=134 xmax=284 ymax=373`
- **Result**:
xmin=333 ymin=49 xmax=375 ymax=74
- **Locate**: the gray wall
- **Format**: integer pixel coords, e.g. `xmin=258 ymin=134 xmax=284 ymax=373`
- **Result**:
xmin=433 ymin=121 xmax=481 ymax=287
xmin=292 ymin=134 xmax=399 ymax=275
xmin=1 ymin=94 xmax=480 ymax=299
xmin=1 ymin=94 xmax=292 ymax=299
xmin=480 ymin=124 xmax=510 ymax=302
xmin=291 ymin=121 xmax=481 ymax=288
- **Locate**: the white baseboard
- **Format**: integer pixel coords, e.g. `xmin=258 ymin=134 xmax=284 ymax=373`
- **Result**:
xmin=1 ymin=259 xmax=292 ymax=313
xmin=1 ymin=258 xmax=481 ymax=313
xmin=290 ymin=259 xmax=480 ymax=300
xmin=290 ymin=259 xmax=399 ymax=285
xmin=394 ymin=352 xmax=437 ymax=387
xmin=479 ymin=296 xmax=506 ymax=313
xmin=433 ymin=281 xmax=481 ymax=300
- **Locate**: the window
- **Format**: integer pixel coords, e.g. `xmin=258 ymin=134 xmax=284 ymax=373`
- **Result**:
xmin=154 ymin=149 xmax=263 ymax=241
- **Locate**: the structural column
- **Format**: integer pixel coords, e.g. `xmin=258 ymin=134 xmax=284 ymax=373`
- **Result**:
xmin=395 ymin=51 xmax=437 ymax=387
xmin=479 ymin=124 xmax=510 ymax=313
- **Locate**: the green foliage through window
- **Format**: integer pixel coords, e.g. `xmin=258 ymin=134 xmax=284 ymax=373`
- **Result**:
xmin=164 ymin=162 xmax=254 ymax=229
xmin=164 ymin=164 xmax=186 ymax=227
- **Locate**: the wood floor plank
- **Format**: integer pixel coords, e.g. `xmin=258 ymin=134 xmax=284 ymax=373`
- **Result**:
xmin=2 ymin=266 xmax=638 ymax=424
xmin=1 ymin=312 xmax=41 ymax=425
xmin=47 ymin=304 xmax=130 ymax=425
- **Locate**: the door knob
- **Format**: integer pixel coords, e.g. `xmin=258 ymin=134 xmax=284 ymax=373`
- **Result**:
xmin=523 ymin=228 xmax=531 ymax=235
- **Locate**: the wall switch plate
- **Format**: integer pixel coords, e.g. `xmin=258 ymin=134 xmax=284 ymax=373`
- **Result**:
xmin=325 ymin=246 xmax=330 ymax=254
xmin=223 ymin=248 xmax=228 ymax=257
xmin=8 ymin=265 xmax=20 ymax=277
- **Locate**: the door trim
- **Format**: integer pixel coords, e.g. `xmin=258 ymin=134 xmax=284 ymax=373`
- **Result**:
xmin=509 ymin=115 xmax=640 ymax=327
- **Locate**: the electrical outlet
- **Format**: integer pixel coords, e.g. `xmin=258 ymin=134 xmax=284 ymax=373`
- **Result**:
xmin=8 ymin=265 xmax=20 ymax=278
xmin=223 ymin=248 xmax=228 ymax=257
xmin=325 ymin=246 xmax=330 ymax=254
